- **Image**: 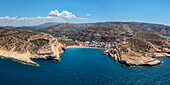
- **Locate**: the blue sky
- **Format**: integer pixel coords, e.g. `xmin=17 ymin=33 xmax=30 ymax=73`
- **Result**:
xmin=0 ymin=0 xmax=170 ymax=26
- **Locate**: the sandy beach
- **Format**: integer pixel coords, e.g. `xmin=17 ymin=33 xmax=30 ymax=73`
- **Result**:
xmin=66 ymin=45 xmax=106 ymax=49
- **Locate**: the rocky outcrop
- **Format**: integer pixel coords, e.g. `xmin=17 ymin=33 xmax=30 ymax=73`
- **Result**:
xmin=0 ymin=27 xmax=65 ymax=66
xmin=104 ymin=32 xmax=170 ymax=66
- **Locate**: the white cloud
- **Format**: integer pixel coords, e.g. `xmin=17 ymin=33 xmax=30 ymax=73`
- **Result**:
xmin=86 ymin=14 xmax=91 ymax=16
xmin=0 ymin=16 xmax=9 ymax=19
xmin=48 ymin=10 xmax=76 ymax=19
xmin=0 ymin=10 xmax=88 ymax=26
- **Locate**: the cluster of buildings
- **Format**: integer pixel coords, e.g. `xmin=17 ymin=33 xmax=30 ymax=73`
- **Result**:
xmin=77 ymin=40 xmax=115 ymax=49
xmin=57 ymin=35 xmax=116 ymax=49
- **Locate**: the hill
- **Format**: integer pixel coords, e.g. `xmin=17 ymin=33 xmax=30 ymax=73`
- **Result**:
xmin=16 ymin=22 xmax=170 ymax=41
xmin=73 ymin=26 xmax=123 ymax=42
xmin=104 ymin=32 xmax=170 ymax=66
xmin=0 ymin=27 xmax=65 ymax=66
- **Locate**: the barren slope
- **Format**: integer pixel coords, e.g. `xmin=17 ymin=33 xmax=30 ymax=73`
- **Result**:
xmin=0 ymin=27 xmax=65 ymax=66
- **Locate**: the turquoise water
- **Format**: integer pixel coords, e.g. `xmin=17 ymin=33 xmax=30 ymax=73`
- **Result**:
xmin=0 ymin=48 xmax=170 ymax=85
xmin=165 ymin=36 xmax=170 ymax=38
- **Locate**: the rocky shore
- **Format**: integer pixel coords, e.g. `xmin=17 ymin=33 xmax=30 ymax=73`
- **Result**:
xmin=0 ymin=27 xmax=65 ymax=66
xmin=104 ymin=32 xmax=170 ymax=66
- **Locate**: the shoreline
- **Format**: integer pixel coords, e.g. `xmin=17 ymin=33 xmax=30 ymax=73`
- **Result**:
xmin=0 ymin=56 xmax=39 ymax=66
xmin=66 ymin=45 xmax=106 ymax=49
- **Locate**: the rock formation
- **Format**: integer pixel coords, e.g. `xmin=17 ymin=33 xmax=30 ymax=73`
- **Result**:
xmin=104 ymin=32 xmax=170 ymax=66
xmin=0 ymin=27 xmax=65 ymax=66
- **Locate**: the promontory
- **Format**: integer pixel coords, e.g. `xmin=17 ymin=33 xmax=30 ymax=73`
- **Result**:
xmin=104 ymin=32 xmax=170 ymax=66
xmin=0 ymin=27 xmax=65 ymax=66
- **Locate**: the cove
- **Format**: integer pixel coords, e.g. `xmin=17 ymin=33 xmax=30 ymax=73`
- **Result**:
xmin=0 ymin=48 xmax=170 ymax=85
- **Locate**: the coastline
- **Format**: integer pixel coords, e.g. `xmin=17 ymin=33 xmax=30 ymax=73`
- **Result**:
xmin=66 ymin=45 xmax=106 ymax=49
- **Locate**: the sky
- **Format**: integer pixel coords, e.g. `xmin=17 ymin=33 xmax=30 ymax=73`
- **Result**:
xmin=0 ymin=0 xmax=170 ymax=26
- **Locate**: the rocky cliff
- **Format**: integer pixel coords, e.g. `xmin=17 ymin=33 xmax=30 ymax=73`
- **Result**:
xmin=104 ymin=32 xmax=170 ymax=66
xmin=0 ymin=27 xmax=65 ymax=66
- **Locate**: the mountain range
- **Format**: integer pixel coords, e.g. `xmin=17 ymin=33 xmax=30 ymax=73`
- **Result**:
xmin=14 ymin=22 xmax=170 ymax=42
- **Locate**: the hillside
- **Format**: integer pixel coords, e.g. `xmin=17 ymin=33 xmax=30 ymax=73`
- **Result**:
xmin=0 ymin=27 xmax=65 ymax=66
xmin=104 ymin=32 xmax=170 ymax=66
xmin=73 ymin=26 xmax=123 ymax=42
xmin=37 ymin=23 xmax=96 ymax=37
xmin=16 ymin=22 xmax=170 ymax=39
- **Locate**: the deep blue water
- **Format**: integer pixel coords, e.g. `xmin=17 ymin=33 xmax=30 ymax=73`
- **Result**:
xmin=0 ymin=48 xmax=170 ymax=85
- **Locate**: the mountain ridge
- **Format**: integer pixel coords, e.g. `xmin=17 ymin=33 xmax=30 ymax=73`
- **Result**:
xmin=14 ymin=22 xmax=170 ymax=42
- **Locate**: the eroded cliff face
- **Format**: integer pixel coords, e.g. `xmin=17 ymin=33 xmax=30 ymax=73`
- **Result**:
xmin=0 ymin=27 xmax=65 ymax=66
xmin=104 ymin=32 xmax=170 ymax=66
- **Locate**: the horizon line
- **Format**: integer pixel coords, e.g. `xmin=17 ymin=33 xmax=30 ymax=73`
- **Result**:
xmin=0 ymin=21 xmax=170 ymax=27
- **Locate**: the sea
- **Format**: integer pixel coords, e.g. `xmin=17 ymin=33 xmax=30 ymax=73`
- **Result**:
xmin=0 ymin=36 xmax=169 ymax=85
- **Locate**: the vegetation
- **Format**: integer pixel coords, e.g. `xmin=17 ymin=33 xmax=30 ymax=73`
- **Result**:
xmin=58 ymin=40 xmax=78 ymax=46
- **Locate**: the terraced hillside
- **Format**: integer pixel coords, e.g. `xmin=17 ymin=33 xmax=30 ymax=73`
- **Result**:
xmin=0 ymin=27 xmax=65 ymax=66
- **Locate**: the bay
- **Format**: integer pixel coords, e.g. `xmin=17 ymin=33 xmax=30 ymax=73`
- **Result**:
xmin=0 ymin=48 xmax=170 ymax=85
